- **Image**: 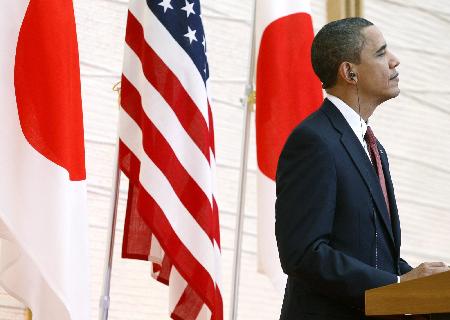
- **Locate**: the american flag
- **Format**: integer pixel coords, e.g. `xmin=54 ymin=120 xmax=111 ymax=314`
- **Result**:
xmin=118 ymin=1 xmax=222 ymax=319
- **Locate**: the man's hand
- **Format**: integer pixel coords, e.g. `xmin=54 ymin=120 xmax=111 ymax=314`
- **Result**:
xmin=400 ymin=262 xmax=449 ymax=282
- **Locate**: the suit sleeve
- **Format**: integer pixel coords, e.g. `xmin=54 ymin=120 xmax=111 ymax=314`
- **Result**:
xmin=399 ymin=258 xmax=413 ymax=274
xmin=275 ymin=127 xmax=397 ymax=309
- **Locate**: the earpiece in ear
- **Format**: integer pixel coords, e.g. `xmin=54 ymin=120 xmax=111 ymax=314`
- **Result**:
xmin=348 ymin=71 xmax=357 ymax=83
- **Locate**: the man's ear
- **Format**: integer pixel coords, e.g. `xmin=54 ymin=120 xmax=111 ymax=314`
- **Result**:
xmin=338 ymin=62 xmax=357 ymax=84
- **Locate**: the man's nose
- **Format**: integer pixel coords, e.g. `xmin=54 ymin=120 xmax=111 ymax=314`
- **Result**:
xmin=389 ymin=51 xmax=400 ymax=68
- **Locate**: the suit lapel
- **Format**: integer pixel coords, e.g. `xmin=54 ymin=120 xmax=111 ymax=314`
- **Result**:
xmin=378 ymin=143 xmax=401 ymax=253
xmin=321 ymin=100 xmax=395 ymax=247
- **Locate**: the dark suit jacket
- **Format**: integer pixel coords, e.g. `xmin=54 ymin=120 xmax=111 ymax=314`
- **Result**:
xmin=275 ymin=99 xmax=412 ymax=320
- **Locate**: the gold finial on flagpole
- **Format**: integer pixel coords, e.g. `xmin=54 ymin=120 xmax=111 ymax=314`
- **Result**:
xmin=241 ymin=90 xmax=256 ymax=112
xmin=248 ymin=90 xmax=256 ymax=107
xmin=112 ymin=81 xmax=121 ymax=106
xmin=25 ymin=308 xmax=32 ymax=320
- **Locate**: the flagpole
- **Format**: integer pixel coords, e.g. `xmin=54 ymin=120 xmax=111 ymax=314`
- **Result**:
xmin=229 ymin=0 xmax=257 ymax=319
xmin=98 ymin=144 xmax=121 ymax=320
xmin=98 ymin=84 xmax=122 ymax=320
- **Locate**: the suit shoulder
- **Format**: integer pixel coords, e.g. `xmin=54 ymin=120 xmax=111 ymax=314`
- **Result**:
xmin=284 ymin=108 xmax=334 ymax=148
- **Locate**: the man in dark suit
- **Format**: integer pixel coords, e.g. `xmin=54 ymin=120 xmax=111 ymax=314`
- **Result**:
xmin=275 ymin=17 xmax=449 ymax=320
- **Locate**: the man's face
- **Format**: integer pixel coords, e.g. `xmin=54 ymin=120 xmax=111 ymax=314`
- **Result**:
xmin=355 ymin=26 xmax=400 ymax=105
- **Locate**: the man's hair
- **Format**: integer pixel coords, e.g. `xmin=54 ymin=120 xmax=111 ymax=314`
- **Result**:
xmin=311 ymin=17 xmax=374 ymax=89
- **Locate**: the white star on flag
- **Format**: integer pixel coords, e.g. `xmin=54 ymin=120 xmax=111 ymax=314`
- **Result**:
xmin=181 ymin=0 xmax=195 ymax=17
xmin=184 ymin=26 xmax=197 ymax=44
xmin=202 ymin=35 xmax=206 ymax=51
xmin=158 ymin=0 xmax=173 ymax=13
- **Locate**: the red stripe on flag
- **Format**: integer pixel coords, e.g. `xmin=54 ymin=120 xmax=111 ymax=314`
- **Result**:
xmin=120 ymin=152 xmax=152 ymax=260
xmin=14 ymin=0 xmax=85 ymax=181
xmin=256 ymin=13 xmax=323 ymax=180
xmin=212 ymin=198 xmax=220 ymax=248
xmin=208 ymin=102 xmax=220 ymax=248
xmin=125 ymin=11 xmax=210 ymax=162
xmin=120 ymin=76 xmax=219 ymax=244
xmin=171 ymin=286 xmax=204 ymax=320
xmin=207 ymin=102 xmax=216 ymax=155
xmin=119 ymin=141 xmax=223 ymax=320
xmin=155 ymin=255 xmax=172 ymax=285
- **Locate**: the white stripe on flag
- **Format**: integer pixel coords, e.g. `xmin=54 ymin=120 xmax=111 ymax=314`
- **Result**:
xmin=119 ymin=108 xmax=217 ymax=280
xmin=122 ymin=44 xmax=213 ymax=202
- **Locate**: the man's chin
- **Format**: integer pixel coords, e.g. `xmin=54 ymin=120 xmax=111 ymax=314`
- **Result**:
xmin=387 ymin=87 xmax=401 ymax=100
xmin=378 ymin=88 xmax=400 ymax=105
xmin=391 ymin=87 xmax=400 ymax=98
xmin=393 ymin=87 xmax=401 ymax=98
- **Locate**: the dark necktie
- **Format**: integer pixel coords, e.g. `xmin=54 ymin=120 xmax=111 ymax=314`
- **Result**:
xmin=365 ymin=126 xmax=391 ymax=215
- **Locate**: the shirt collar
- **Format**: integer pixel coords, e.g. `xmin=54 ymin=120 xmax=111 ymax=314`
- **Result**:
xmin=327 ymin=94 xmax=368 ymax=145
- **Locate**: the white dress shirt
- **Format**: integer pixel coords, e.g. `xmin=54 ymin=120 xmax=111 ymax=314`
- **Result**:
xmin=327 ymin=94 xmax=371 ymax=161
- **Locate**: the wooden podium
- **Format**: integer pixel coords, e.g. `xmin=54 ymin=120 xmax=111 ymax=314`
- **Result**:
xmin=365 ymin=271 xmax=450 ymax=319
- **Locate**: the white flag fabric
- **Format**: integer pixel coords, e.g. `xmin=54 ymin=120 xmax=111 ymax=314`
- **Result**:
xmin=0 ymin=1 xmax=90 ymax=319
xmin=255 ymin=0 xmax=323 ymax=293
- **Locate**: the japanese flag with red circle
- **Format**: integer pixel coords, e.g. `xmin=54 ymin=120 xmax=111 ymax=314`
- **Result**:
xmin=255 ymin=0 xmax=323 ymax=292
xmin=0 ymin=1 xmax=90 ymax=319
